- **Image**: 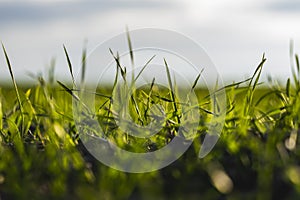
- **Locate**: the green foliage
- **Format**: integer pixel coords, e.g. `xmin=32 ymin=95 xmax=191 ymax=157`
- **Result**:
xmin=1 ymin=42 xmax=300 ymax=200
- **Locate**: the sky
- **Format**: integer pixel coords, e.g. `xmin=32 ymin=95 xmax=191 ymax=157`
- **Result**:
xmin=0 ymin=0 xmax=300 ymax=85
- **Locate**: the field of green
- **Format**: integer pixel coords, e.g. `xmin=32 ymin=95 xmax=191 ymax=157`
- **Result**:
xmin=1 ymin=42 xmax=300 ymax=200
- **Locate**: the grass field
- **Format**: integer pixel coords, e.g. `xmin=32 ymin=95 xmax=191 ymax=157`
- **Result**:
xmin=1 ymin=41 xmax=300 ymax=200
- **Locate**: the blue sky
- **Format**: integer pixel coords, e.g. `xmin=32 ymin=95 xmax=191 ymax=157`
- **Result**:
xmin=0 ymin=0 xmax=300 ymax=84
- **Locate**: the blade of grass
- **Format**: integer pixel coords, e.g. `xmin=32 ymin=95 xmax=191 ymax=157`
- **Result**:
xmin=109 ymin=48 xmax=126 ymax=81
xmin=57 ymin=81 xmax=80 ymax=101
xmin=63 ymin=45 xmax=76 ymax=87
xmin=191 ymin=68 xmax=204 ymax=90
xmin=244 ymin=54 xmax=266 ymax=116
xmin=130 ymin=55 xmax=156 ymax=124
xmin=48 ymin=58 xmax=55 ymax=85
xmin=296 ymin=54 xmax=300 ymax=75
xmin=112 ymin=52 xmax=120 ymax=91
xmin=71 ymin=89 xmax=111 ymax=99
xmin=130 ymin=94 xmax=144 ymax=125
xmin=2 ymin=43 xmax=25 ymax=137
xmin=164 ymin=58 xmax=181 ymax=125
xmin=295 ymin=54 xmax=300 ymax=88
xmin=57 ymin=81 xmax=90 ymax=113
xmin=289 ymin=40 xmax=299 ymax=90
xmin=144 ymin=77 xmax=155 ymax=120
xmin=133 ymin=55 xmax=156 ymax=83
xmin=250 ymin=53 xmax=266 ymax=91
xmin=203 ymin=77 xmax=252 ymax=100
xmin=81 ymin=42 xmax=87 ymax=86
xmin=126 ymin=26 xmax=134 ymax=83
xmin=286 ymin=78 xmax=290 ymax=98
xmin=255 ymin=90 xmax=282 ymax=107
xmin=0 ymin=96 xmax=2 ymax=130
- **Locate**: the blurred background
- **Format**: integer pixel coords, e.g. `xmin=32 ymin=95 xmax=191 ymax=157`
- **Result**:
xmin=0 ymin=0 xmax=300 ymax=84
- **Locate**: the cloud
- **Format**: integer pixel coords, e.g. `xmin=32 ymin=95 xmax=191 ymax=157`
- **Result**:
xmin=0 ymin=1 xmax=172 ymax=25
xmin=265 ymin=0 xmax=300 ymax=13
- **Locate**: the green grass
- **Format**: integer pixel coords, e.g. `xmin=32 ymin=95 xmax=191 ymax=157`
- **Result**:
xmin=1 ymin=41 xmax=300 ymax=199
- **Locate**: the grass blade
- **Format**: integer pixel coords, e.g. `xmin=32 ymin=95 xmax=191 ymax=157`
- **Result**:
xmin=295 ymin=54 xmax=300 ymax=75
xmin=57 ymin=81 xmax=79 ymax=101
xmin=63 ymin=45 xmax=76 ymax=86
xmin=109 ymin=48 xmax=126 ymax=81
xmin=133 ymin=55 xmax=156 ymax=83
xmin=126 ymin=27 xmax=134 ymax=83
xmin=144 ymin=77 xmax=155 ymax=120
xmin=244 ymin=54 xmax=266 ymax=115
xmin=2 ymin=43 xmax=25 ymax=136
xmin=250 ymin=53 xmax=266 ymax=90
xmin=286 ymin=78 xmax=290 ymax=98
xmin=57 ymin=81 xmax=90 ymax=114
xmin=112 ymin=52 xmax=120 ymax=91
xmin=81 ymin=42 xmax=87 ymax=86
xmin=191 ymin=68 xmax=204 ymax=90
xmin=0 ymin=96 xmax=2 ymax=130
xmin=164 ymin=58 xmax=180 ymax=125
xmin=48 ymin=58 xmax=55 ymax=85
